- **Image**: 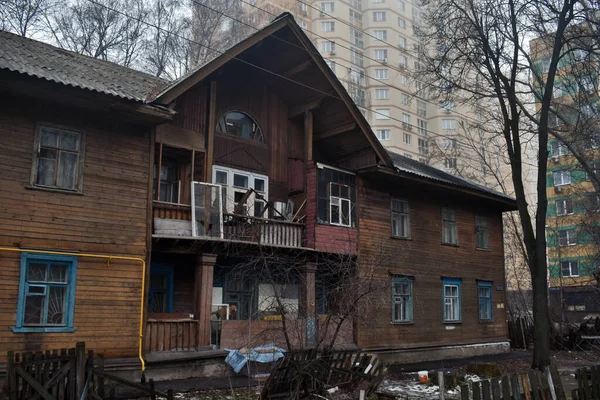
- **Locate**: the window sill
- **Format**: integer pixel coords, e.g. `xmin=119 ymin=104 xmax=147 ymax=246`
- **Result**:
xmin=476 ymin=247 xmax=491 ymax=252
xmin=317 ymin=222 xmax=357 ymax=229
xmin=26 ymin=185 xmax=83 ymax=196
xmin=12 ymin=326 xmax=77 ymax=333
xmin=478 ymin=320 xmax=494 ymax=324
xmin=391 ymin=321 xmax=414 ymax=325
xmin=390 ymin=236 xmax=412 ymax=241
xmin=441 ymin=242 xmax=459 ymax=247
xmin=443 ymin=321 xmax=462 ymax=324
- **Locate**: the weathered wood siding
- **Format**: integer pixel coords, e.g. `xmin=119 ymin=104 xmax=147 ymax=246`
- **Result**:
xmin=356 ymin=177 xmax=508 ymax=350
xmin=0 ymin=101 xmax=151 ymax=362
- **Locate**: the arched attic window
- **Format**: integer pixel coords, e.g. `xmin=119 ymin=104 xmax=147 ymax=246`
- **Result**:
xmin=216 ymin=111 xmax=264 ymax=143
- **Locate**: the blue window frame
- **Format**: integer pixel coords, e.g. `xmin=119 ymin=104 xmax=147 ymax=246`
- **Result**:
xmin=13 ymin=253 xmax=78 ymax=333
xmin=442 ymin=278 xmax=461 ymax=322
xmin=148 ymin=264 xmax=174 ymax=313
xmin=392 ymin=275 xmax=413 ymax=323
xmin=478 ymin=281 xmax=493 ymax=321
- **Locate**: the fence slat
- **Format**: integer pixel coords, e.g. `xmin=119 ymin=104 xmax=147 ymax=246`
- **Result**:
xmin=522 ymin=373 xmax=533 ymax=400
xmin=492 ymin=378 xmax=502 ymax=400
xmin=483 ymin=380 xmax=492 ymax=400
xmin=502 ymin=376 xmax=511 ymax=400
xmin=473 ymin=381 xmax=482 ymax=400
xmin=461 ymin=384 xmax=470 ymax=400
xmin=582 ymin=368 xmax=591 ymax=400
xmin=550 ymin=365 xmax=566 ymax=400
xmin=528 ymin=370 xmax=541 ymax=400
xmin=511 ymin=374 xmax=521 ymax=400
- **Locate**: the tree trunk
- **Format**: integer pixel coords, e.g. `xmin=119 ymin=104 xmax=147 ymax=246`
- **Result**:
xmin=530 ymin=252 xmax=552 ymax=369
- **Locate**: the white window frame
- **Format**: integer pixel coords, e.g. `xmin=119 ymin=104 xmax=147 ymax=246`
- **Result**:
xmin=558 ymin=229 xmax=577 ymax=246
xmin=321 ymin=1 xmax=334 ymax=12
xmin=373 ymin=11 xmax=386 ymax=21
xmin=329 ymin=191 xmax=352 ymax=227
xmin=321 ymin=21 xmax=335 ymax=32
xmin=375 ymin=69 xmax=388 ymax=79
xmin=375 ymin=108 xmax=390 ymax=120
xmin=553 ymin=170 xmax=571 ymax=186
xmin=375 ymin=88 xmax=389 ymax=99
xmin=556 ymin=199 xmax=573 ymax=216
xmin=374 ymin=49 xmax=388 ymax=60
xmin=442 ymin=119 xmax=456 ymax=130
xmin=398 ymin=17 xmax=406 ymax=29
xmin=212 ymin=165 xmax=269 ymax=217
xmin=376 ymin=129 xmax=391 ymax=140
xmin=374 ymin=30 xmax=387 ymax=41
xmin=403 ymin=133 xmax=411 ymax=144
xmin=561 ymin=261 xmax=579 ymax=277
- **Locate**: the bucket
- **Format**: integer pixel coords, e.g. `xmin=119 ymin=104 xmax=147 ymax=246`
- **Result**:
xmin=418 ymin=370 xmax=428 ymax=384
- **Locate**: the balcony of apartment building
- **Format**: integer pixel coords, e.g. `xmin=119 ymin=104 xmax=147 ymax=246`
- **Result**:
xmin=151 ymin=143 xmax=305 ymax=249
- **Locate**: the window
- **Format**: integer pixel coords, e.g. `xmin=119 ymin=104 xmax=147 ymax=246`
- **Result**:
xmin=551 ymin=141 xmax=569 ymax=157
xmin=217 ymin=111 xmax=264 ymax=143
xmin=148 ymin=264 xmax=174 ymax=313
xmin=376 ymin=129 xmax=391 ymax=140
xmin=213 ymin=166 xmax=268 ymax=217
xmin=443 ymin=278 xmax=461 ymax=322
xmin=321 ymin=21 xmax=335 ymax=32
xmin=373 ymin=0 xmax=384 ymax=2
xmin=402 ymin=94 xmax=409 ymax=105
xmin=398 ymin=0 xmax=405 ymax=10
xmin=321 ymin=1 xmax=334 ymax=12
xmin=403 ymin=133 xmax=411 ymax=144
xmin=399 ymin=55 xmax=408 ymax=67
xmin=373 ymin=11 xmax=386 ymax=21
xmin=375 ymin=69 xmax=388 ymax=79
xmin=32 ymin=125 xmax=84 ymax=192
xmin=558 ymin=229 xmax=577 ymax=246
xmin=392 ymin=275 xmax=413 ymax=323
xmin=350 ymin=0 xmax=362 ymax=10
xmin=155 ymin=158 xmax=180 ymax=203
xmin=317 ymin=165 xmax=357 ymax=227
xmin=443 ymin=138 xmax=457 ymax=149
xmin=418 ymin=138 xmax=429 ymax=155
xmin=374 ymin=30 xmax=387 ymax=41
xmin=561 ymin=261 xmax=579 ymax=277
xmin=556 ymin=199 xmax=573 ymax=216
xmin=475 ymin=215 xmax=489 ymax=249
xmin=478 ymin=281 xmax=493 ymax=321
xmin=376 ymin=108 xmax=390 ymax=119
xmin=444 ymin=158 xmax=457 ymax=169
xmin=417 ymin=100 xmax=427 ymax=117
xmin=402 ymin=113 xmax=411 ymax=129
xmin=442 ymin=119 xmax=456 ymax=130
xmin=375 ymin=88 xmax=389 ymax=99
xmin=14 ymin=253 xmax=78 ymax=333
xmin=325 ymin=60 xmax=336 ymax=72
xmin=350 ymin=48 xmax=364 ymax=67
xmin=374 ymin=49 xmax=388 ymax=60
xmin=350 ymin=28 xmax=364 ymax=47
xmin=321 ymin=40 xmax=335 ymax=52
xmin=417 ymin=119 xmax=428 ymax=136
xmin=391 ymin=198 xmax=410 ymax=238
xmin=398 ymin=36 xmax=408 ymax=50
xmin=349 ymin=68 xmax=365 ymax=86
xmin=349 ymin=10 xmax=363 ymax=28
xmin=398 ymin=17 xmax=406 ymax=29
xmin=399 ymin=74 xmax=408 ymax=84
xmin=442 ymin=207 xmax=457 ymax=245
xmin=553 ymin=170 xmax=571 ymax=186
xmin=299 ymin=2 xmax=308 ymax=16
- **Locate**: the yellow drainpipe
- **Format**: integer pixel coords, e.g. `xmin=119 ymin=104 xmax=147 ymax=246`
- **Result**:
xmin=0 ymin=247 xmax=147 ymax=372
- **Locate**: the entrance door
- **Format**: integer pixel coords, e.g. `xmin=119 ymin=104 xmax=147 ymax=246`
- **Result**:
xmin=148 ymin=264 xmax=174 ymax=313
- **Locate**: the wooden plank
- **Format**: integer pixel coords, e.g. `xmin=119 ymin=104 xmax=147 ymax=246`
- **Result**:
xmin=511 ymin=375 xmax=521 ymax=400
xmin=14 ymin=365 xmax=54 ymax=400
xmin=582 ymin=367 xmax=591 ymax=400
xmin=502 ymin=376 xmax=511 ymax=400
xmin=461 ymin=384 xmax=470 ymax=400
xmin=305 ymin=110 xmax=313 ymax=161
xmin=205 ymin=80 xmax=217 ymax=182
xmin=492 ymin=378 xmax=501 ymax=400
xmin=522 ymin=373 xmax=533 ymax=400
xmin=483 ymin=380 xmax=492 ymax=400
xmin=529 ymin=370 xmax=542 ymax=400
xmin=473 ymin=381 xmax=482 ymax=400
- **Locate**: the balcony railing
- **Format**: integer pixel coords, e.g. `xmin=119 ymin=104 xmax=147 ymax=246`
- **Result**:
xmin=144 ymin=319 xmax=199 ymax=352
xmin=153 ymin=202 xmax=305 ymax=248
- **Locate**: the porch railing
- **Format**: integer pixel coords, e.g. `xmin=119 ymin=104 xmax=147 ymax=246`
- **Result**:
xmin=144 ymin=319 xmax=199 ymax=352
xmin=223 ymin=213 xmax=304 ymax=248
xmin=153 ymin=203 xmax=305 ymax=248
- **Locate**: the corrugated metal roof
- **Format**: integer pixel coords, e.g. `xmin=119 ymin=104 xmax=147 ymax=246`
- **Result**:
xmin=388 ymin=151 xmax=516 ymax=202
xmin=0 ymin=30 xmax=168 ymax=102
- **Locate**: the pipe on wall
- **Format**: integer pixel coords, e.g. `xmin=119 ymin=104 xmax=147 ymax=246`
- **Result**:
xmin=0 ymin=247 xmax=147 ymax=371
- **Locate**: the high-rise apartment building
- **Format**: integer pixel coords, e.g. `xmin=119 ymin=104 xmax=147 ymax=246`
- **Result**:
xmin=243 ymin=0 xmax=485 ymax=168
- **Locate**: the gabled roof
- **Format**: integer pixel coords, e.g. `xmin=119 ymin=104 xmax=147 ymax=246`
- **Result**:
xmin=387 ymin=151 xmax=516 ymax=204
xmin=0 ymin=30 xmax=167 ymax=102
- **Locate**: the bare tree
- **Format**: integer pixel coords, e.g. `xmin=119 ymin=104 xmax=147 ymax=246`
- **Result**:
xmin=0 ymin=0 xmax=54 ymax=37
xmin=46 ymin=0 xmax=148 ymax=67
xmin=416 ymin=0 xmax=599 ymax=369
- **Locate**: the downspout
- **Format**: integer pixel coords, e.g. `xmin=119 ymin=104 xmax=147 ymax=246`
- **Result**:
xmin=0 ymin=247 xmax=147 ymax=372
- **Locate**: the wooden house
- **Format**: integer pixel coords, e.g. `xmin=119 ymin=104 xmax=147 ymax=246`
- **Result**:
xmin=0 ymin=13 xmax=517 ymax=379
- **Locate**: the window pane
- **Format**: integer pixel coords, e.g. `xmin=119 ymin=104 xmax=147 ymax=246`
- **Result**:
xmin=27 ymin=263 xmax=47 ymax=282
xmin=254 ymin=178 xmax=265 ymax=192
xmin=215 ymin=171 xmax=227 ymax=184
xmin=24 ymin=295 xmax=45 ymax=325
xmin=233 ymin=174 xmax=249 ymax=188
xmin=37 ymin=157 xmax=56 ymax=186
xmin=47 ymin=286 xmax=66 ymax=324
xmin=341 ymin=199 xmax=351 ymax=224
xmin=49 ymin=264 xmax=68 ymax=283
xmin=59 ymin=132 xmax=80 ymax=151
xmin=57 ymin=151 xmax=78 ymax=189
xmin=40 ymin=128 xmax=59 ymax=147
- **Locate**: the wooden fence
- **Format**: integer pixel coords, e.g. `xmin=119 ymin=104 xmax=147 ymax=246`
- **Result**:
xmin=572 ymin=366 xmax=600 ymax=400
xmin=4 ymin=342 xmax=173 ymax=400
xmin=508 ymin=316 xmax=534 ymax=349
xmin=261 ymin=349 xmax=387 ymax=399
xmin=457 ymin=365 xmax=565 ymax=400
xmin=144 ymin=319 xmax=199 ymax=352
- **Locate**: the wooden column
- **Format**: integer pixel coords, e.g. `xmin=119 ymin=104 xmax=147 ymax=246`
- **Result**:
xmin=194 ymin=253 xmax=217 ymax=347
xmin=302 ymin=262 xmax=317 ymax=345
xmin=304 ymin=110 xmax=313 ymax=161
xmin=205 ymin=80 xmax=217 ymax=182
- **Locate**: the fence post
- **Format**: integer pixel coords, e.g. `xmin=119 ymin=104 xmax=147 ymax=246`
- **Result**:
xmin=97 ymin=354 xmax=105 ymax=398
xmin=438 ymin=371 xmax=445 ymax=400
xmin=545 ymin=367 xmax=557 ymax=400
xmin=7 ymin=351 xmax=14 ymax=400
xmin=75 ymin=342 xmax=86 ymax=399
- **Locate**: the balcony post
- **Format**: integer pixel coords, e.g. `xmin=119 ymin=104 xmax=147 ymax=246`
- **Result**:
xmin=301 ymin=262 xmax=317 ymax=346
xmin=194 ymin=253 xmax=217 ymax=347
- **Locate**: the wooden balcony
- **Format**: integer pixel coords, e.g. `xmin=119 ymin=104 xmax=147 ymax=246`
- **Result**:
xmin=153 ymin=202 xmax=306 ymax=248
xmin=144 ymin=318 xmax=199 ymax=352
